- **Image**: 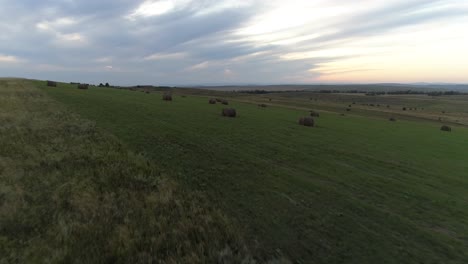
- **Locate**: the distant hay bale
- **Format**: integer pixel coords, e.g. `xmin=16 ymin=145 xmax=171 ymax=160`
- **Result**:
xmin=162 ymin=93 xmax=172 ymax=101
xmin=78 ymin=84 xmax=89 ymax=90
xmin=402 ymin=107 xmax=407 ymax=111
xmin=346 ymin=108 xmax=351 ymax=112
xmin=440 ymin=125 xmax=451 ymax=132
xmin=299 ymin=117 xmax=314 ymax=127
xmin=269 ymin=98 xmax=272 ymax=101
xmin=47 ymin=80 xmax=57 ymax=87
xmin=221 ymin=99 xmax=229 ymax=105
xmin=348 ymin=104 xmax=352 ymax=107
xmin=222 ymin=108 xmax=236 ymax=117
xmin=310 ymin=110 xmax=320 ymax=117
xmin=209 ymin=98 xmax=216 ymax=104
xmin=389 ymin=117 xmax=396 ymax=122
xmin=258 ymin=104 xmax=267 ymax=108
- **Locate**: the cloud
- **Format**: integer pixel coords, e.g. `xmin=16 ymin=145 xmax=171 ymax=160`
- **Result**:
xmin=0 ymin=54 xmax=22 ymax=63
xmin=144 ymin=52 xmax=188 ymax=61
xmin=0 ymin=0 xmax=467 ymax=84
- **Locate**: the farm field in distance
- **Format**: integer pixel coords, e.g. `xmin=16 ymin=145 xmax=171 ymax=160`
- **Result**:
xmin=32 ymin=80 xmax=468 ymax=263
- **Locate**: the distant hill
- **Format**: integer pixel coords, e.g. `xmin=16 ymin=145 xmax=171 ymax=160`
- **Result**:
xmin=190 ymin=83 xmax=468 ymax=92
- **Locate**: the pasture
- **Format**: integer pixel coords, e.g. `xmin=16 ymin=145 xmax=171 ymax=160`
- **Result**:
xmin=0 ymin=79 xmax=257 ymax=263
xmin=37 ymin=81 xmax=468 ymax=263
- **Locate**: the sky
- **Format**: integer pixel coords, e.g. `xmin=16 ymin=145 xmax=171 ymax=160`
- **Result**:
xmin=1 ymin=0 xmax=467 ymax=85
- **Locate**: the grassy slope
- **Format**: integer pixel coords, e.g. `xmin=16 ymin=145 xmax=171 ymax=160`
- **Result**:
xmin=0 ymin=79 xmax=258 ymax=263
xmin=41 ymin=82 xmax=468 ymax=263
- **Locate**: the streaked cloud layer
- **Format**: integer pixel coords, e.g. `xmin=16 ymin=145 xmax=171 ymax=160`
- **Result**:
xmin=0 ymin=0 xmax=467 ymax=85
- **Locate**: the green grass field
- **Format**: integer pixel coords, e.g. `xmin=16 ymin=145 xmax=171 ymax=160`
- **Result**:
xmin=35 ymin=81 xmax=468 ymax=263
xmin=2 ymin=79 xmax=468 ymax=263
xmin=0 ymin=79 xmax=261 ymax=263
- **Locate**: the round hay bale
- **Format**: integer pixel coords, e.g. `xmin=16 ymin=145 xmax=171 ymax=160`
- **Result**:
xmin=222 ymin=108 xmax=236 ymax=117
xmin=162 ymin=93 xmax=172 ymax=101
xmin=47 ymin=80 xmax=57 ymax=87
xmin=440 ymin=125 xmax=451 ymax=132
xmin=258 ymin=104 xmax=267 ymax=108
xmin=209 ymin=98 xmax=216 ymax=104
xmin=221 ymin=99 xmax=229 ymax=105
xmin=299 ymin=117 xmax=314 ymax=127
xmin=346 ymin=108 xmax=351 ymax=112
xmin=78 ymin=84 xmax=89 ymax=90
xmin=389 ymin=117 xmax=396 ymax=122
xmin=310 ymin=110 xmax=320 ymax=117
xmin=402 ymin=107 xmax=407 ymax=111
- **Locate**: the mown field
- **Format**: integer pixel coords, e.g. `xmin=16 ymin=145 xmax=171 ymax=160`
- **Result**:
xmin=0 ymin=79 xmax=267 ymax=263
xmin=36 ymin=80 xmax=468 ymax=263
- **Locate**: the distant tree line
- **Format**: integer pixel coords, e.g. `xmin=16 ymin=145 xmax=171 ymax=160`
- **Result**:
xmin=427 ymin=91 xmax=462 ymax=96
xmin=237 ymin=89 xmax=466 ymax=96
xmin=237 ymin=90 xmax=272 ymax=94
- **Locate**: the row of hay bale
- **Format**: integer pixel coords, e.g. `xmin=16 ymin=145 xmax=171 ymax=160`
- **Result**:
xmin=208 ymin=98 xmax=229 ymax=105
xmin=390 ymin=117 xmax=451 ymax=131
xmin=208 ymin=98 xmax=236 ymax=117
xmin=380 ymin=114 xmax=452 ymax=132
xmin=111 ymin=89 xmax=456 ymax=132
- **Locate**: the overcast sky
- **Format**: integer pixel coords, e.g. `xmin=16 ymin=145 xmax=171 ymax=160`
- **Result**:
xmin=1 ymin=0 xmax=467 ymax=85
